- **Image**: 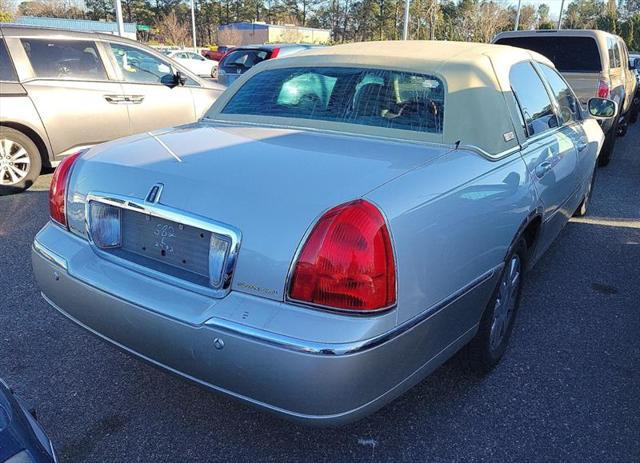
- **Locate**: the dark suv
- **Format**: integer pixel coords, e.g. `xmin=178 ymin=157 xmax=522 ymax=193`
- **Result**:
xmin=217 ymin=44 xmax=317 ymax=86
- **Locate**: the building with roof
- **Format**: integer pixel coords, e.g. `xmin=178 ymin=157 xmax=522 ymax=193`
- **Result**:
xmin=15 ymin=16 xmax=138 ymax=40
xmin=217 ymin=22 xmax=330 ymax=46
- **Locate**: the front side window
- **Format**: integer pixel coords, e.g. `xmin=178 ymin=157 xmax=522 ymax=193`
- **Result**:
xmin=21 ymin=39 xmax=106 ymax=80
xmin=509 ymin=62 xmax=557 ymax=137
xmin=110 ymin=43 xmax=174 ymax=84
xmin=0 ymin=39 xmax=18 ymax=82
xmin=219 ymin=67 xmax=445 ymax=134
xmin=539 ymin=64 xmax=581 ymax=125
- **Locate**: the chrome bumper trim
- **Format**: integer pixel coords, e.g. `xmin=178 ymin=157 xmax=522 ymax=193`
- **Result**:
xmin=206 ymin=265 xmax=501 ymax=356
xmin=32 ymin=239 xmax=68 ymax=270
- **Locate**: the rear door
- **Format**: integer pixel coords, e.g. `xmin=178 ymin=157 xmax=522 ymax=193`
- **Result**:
xmin=19 ymin=37 xmax=129 ymax=156
xmin=107 ymin=42 xmax=197 ymax=133
xmin=509 ymin=61 xmax=579 ymax=255
xmin=618 ymin=40 xmax=636 ymax=113
xmin=606 ymin=37 xmax=625 ymax=111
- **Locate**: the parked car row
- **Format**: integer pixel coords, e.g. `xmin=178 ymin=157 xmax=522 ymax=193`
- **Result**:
xmin=493 ymin=29 xmax=639 ymax=165
xmin=31 ymin=37 xmax=618 ymax=425
xmin=0 ymin=24 xmax=225 ymax=195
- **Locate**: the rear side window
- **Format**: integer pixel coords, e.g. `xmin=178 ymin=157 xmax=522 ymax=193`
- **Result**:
xmin=221 ymin=49 xmax=269 ymax=71
xmin=495 ymin=36 xmax=602 ymax=73
xmin=509 ymin=62 xmax=557 ymax=137
xmin=607 ymin=38 xmax=621 ymax=68
xmin=21 ymin=39 xmax=107 ymax=80
xmin=220 ymin=66 xmax=445 ymax=134
xmin=539 ymin=64 xmax=581 ymax=125
xmin=0 ymin=39 xmax=18 ymax=82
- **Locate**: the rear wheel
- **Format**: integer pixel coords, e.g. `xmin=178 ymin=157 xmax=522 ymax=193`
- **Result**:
xmin=0 ymin=127 xmax=42 ymax=196
xmin=464 ymin=239 xmax=526 ymax=374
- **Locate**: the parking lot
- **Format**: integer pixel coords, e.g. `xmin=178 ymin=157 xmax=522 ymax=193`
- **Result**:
xmin=0 ymin=122 xmax=637 ymax=462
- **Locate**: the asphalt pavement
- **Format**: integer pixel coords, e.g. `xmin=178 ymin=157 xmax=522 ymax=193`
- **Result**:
xmin=0 ymin=125 xmax=638 ymax=462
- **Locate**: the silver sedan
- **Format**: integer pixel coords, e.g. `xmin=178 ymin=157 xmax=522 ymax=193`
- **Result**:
xmin=32 ymin=41 xmax=615 ymax=425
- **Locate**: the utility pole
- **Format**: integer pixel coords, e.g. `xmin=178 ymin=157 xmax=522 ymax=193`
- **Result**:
xmin=114 ymin=0 xmax=124 ymax=37
xmin=514 ymin=0 xmax=522 ymax=30
xmin=191 ymin=0 xmax=197 ymax=50
xmin=402 ymin=0 xmax=410 ymax=40
xmin=557 ymin=0 xmax=565 ymax=29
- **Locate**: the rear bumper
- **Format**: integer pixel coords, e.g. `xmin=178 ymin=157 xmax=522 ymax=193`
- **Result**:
xmin=32 ymin=224 xmax=496 ymax=425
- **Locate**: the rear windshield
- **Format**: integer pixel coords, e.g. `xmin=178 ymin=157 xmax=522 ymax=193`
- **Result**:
xmin=218 ymin=67 xmax=445 ymax=134
xmin=220 ymin=49 xmax=269 ymax=71
xmin=495 ymin=36 xmax=602 ymax=73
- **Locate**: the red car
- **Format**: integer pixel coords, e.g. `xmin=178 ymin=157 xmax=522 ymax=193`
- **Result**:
xmin=202 ymin=45 xmax=233 ymax=62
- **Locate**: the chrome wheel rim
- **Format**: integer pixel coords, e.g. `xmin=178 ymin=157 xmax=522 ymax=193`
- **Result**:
xmin=490 ymin=254 xmax=521 ymax=351
xmin=0 ymin=138 xmax=31 ymax=186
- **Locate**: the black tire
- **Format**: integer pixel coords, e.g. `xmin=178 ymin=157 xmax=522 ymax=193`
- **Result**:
xmin=574 ymin=167 xmax=597 ymax=217
xmin=598 ymin=122 xmax=618 ymax=167
xmin=0 ymin=127 xmax=42 ymax=196
xmin=463 ymin=239 xmax=527 ymax=374
xmin=617 ymin=119 xmax=628 ymax=137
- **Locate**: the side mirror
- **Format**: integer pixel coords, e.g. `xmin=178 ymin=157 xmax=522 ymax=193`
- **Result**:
xmin=175 ymin=70 xmax=187 ymax=86
xmin=161 ymin=69 xmax=186 ymax=88
xmin=588 ymin=97 xmax=617 ymax=119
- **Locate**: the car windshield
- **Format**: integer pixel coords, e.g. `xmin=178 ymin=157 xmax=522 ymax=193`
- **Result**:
xmin=495 ymin=36 xmax=602 ymax=73
xmin=215 ymin=66 xmax=445 ymax=134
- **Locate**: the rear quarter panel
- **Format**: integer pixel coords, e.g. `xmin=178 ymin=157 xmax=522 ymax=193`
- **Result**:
xmin=366 ymin=149 xmax=536 ymax=326
xmin=0 ymin=94 xmax=52 ymax=162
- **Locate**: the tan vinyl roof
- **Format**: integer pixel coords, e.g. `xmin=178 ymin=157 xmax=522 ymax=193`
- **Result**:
xmin=210 ymin=40 xmax=556 ymax=157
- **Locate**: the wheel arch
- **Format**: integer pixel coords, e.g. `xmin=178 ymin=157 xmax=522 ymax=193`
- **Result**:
xmin=0 ymin=121 xmax=52 ymax=169
xmin=508 ymin=211 xmax=543 ymax=268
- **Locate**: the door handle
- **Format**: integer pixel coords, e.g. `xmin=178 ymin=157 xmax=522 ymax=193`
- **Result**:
xmin=535 ymin=161 xmax=552 ymax=178
xmin=104 ymin=95 xmax=126 ymax=104
xmin=125 ymin=95 xmax=145 ymax=104
xmin=577 ymin=140 xmax=588 ymax=152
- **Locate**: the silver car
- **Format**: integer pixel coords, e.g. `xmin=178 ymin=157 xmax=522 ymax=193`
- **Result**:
xmin=0 ymin=25 xmax=224 ymax=195
xmin=32 ymin=41 xmax=615 ymax=425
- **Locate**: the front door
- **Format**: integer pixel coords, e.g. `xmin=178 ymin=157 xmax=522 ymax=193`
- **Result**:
xmin=108 ymin=42 xmax=196 ymax=134
xmin=509 ymin=61 xmax=579 ymax=257
xmin=19 ymin=37 xmax=130 ymax=157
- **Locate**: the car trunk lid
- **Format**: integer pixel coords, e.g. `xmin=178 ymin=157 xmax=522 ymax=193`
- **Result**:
xmin=71 ymin=122 xmax=448 ymax=301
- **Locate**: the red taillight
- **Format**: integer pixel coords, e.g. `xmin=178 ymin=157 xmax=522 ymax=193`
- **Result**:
xmin=270 ymin=47 xmax=280 ymax=59
xmin=597 ymin=79 xmax=610 ymax=98
xmin=49 ymin=152 xmax=82 ymax=227
xmin=289 ymin=200 xmax=396 ymax=312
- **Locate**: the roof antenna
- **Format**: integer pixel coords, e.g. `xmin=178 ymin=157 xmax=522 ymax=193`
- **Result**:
xmin=454 ymin=140 xmax=461 ymax=150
